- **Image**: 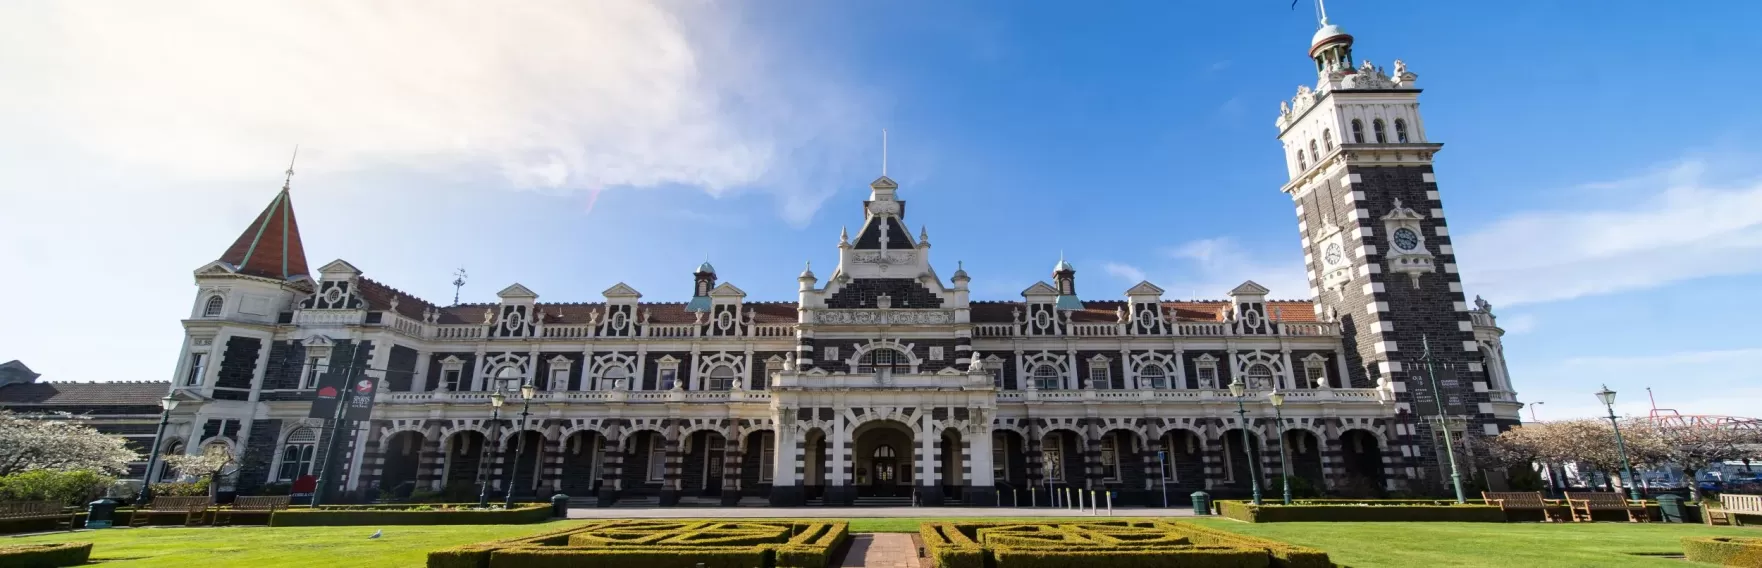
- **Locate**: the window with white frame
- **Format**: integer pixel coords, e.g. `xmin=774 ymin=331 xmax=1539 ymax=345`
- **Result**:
xmin=1303 ymin=354 xmax=1328 ymax=388
xmin=657 ymin=356 xmax=680 ymax=390
xmin=601 ymin=367 xmax=628 ymax=390
xmin=1194 ymin=356 xmax=1219 ymax=389
xmin=987 ymin=357 xmax=1005 ymax=389
xmin=1031 ymin=364 xmax=1061 ymax=390
xmin=440 ymin=356 xmax=464 ymax=391
xmin=302 ymin=356 xmax=325 ymax=389
xmin=857 ymin=348 xmax=910 ymax=374
xmin=1246 ymin=364 xmax=1275 ymax=390
xmin=203 ymin=296 xmax=224 ymax=318
xmin=646 ymin=433 xmax=667 ymax=482
xmin=1100 ymin=432 xmax=1126 ymax=481
xmin=1160 ymin=434 xmax=1179 ymax=482
xmin=992 ymin=433 xmax=1008 ymax=482
xmin=1394 ymin=118 xmax=1409 ymax=143
xmin=184 ymin=353 xmax=206 ymax=386
xmin=1087 ymin=356 xmax=1111 ymax=389
xmin=758 ymin=432 xmax=775 ymax=482
xmin=547 ymin=356 xmax=572 ymax=391
xmin=278 ymin=427 xmax=318 ymax=481
xmin=1140 ymin=364 xmax=1168 ymax=389
xmin=1042 ymin=444 xmax=1063 ymax=482
xmin=928 ymin=346 xmax=944 ymax=361
xmin=1373 ymin=119 xmax=1387 ymax=143
xmin=707 ymin=365 xmax=736 ymax=391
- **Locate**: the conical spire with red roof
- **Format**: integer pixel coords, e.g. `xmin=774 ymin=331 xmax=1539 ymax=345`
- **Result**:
xmin=217 ymin=155 xmax=310 ymax=280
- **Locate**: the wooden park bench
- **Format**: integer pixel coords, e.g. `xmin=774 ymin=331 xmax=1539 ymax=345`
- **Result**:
xmin=129 ymin=496 xmax=213 ymax=527
xmin=213 ymin=495 xmax=291 ymax=526
xmin=1482 ymin=491 xmax=1562 ymax=522
xmin=0 ymin=501 xmax=77 ymax=531
xmin=1705 ymin=494 xmax=1762 ymax=527
xmin=1565 ymin=492 xmax=1649 ymax=523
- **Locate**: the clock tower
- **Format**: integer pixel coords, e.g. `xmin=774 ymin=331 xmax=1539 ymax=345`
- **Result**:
xmin=1277 ymin=11 xmax=1523 ymax=492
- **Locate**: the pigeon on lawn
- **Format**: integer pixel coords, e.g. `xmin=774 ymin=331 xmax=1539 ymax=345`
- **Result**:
xmin=369 ymin=529 xmax=382 ymax=539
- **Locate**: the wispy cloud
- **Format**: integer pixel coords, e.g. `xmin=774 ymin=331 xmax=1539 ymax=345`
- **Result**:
xmin=1103 ymin=237 xmax=1308 ymax=300
xmin=1455 ymin=155 xmax=1762 ymax=307
xmin=0 ymin=1 xmax=875 ymax=224
xmin=1496 ymin=313 xmax=1538 ymax=335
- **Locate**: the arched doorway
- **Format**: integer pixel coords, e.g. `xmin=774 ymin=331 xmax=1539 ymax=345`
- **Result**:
xmin=1282 ymin=430 xmax=1326 ymax=493
xmin=560 ymin=430 xmax=603 ymax=497
xmin=1339 ymin=429 xmax=1387 ymax=498
xmin=500 ymin=431 xmax=545 ymax=498
xmin=684 ymin=430 xmax=728 ymax=496
xmin=443 ymin=431 xmax=487 ymax=493
xmin=380 ymin=431 xmax=424 ymax=498
xmin=851 ymin=420 xmax=914 ymax=497
xmin=938 ymin=428 xmax=963 ymax=499
xmin=1220 ymin=429 xmax=1264 ymax=495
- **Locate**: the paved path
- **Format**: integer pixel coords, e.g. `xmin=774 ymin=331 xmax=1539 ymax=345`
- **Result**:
xmin=567 ymin=506 xmax=1195 ymax=518
xmin=839 ymin=533 xmax=921 ymax=568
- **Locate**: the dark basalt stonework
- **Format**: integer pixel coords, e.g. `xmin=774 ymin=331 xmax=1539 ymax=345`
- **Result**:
xmin=826 ymin=278 xmax=944 ymax=309
xmin=215 ymin=336 xmax=262 ymax=390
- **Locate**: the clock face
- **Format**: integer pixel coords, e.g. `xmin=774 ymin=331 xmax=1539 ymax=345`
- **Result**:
xmin=1324 ymin=243 xmax=1343 ymax=265
xmin=1393 ymin=227 xmax=1421 ymax=251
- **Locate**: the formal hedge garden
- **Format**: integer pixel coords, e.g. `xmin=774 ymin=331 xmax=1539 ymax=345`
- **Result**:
xmin=0 ymin=542 xmax=93 ymax=568
xmin=427 ymin=519 xmax=851 ymax=568
xmin=1215 ymin=500 xmax=1507 ymax=523
xmin=270 ymin=503 xmax=552 ymax=527
xmin=1681 ymin=537 xmax=1762 ymax=567
xmin=919 ymin=520 xmax=1332 ymax=568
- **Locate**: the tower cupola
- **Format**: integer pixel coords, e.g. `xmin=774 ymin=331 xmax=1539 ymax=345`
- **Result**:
xmin=686 ymin=260 xmax=716 ymax=312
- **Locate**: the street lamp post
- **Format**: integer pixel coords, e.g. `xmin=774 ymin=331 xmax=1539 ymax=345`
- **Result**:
xmin=1269 ymin=390 xmax=1293 ymax=505
xmin=505 ymin=380 xmax=536 ymax=509
xmin=136 ymin=394 xmax=180 ymax=504
xmin=1228 ymin=378 xmax=1263 ymax=506
xmin=476 ymin=387 xmax=507 ymax=507
xmin=1420 ymin=335 xmax=1468 ymax=504
xmin=1595 ymin=385 xmax=1643 ymax=502
xmin=1529 ymin=401 xmax=1544 ymax=422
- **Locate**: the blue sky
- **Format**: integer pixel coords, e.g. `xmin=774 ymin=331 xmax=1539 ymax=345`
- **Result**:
xmin=2 ymin=1 xmax=1760 ymax=420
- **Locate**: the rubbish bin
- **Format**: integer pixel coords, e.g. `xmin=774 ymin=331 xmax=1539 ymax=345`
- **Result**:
xmin=1190 ymin=491 xmax=1211 ymax=516
xmin=551 ymin=493 xmax=571 ymax=518
xmin=86 ymin=498 xmax=120 ymax=529
xmin=1656 ymin=494 xmax=1683 ymax=523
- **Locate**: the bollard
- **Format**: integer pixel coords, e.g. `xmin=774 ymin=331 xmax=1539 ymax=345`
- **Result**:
xmin=996 ymin=490 xmax=1001 ymax=507
xmin=1030 ymin=486 xmax=1037 ymax=507
xmin=1107 ymin=491 xmax=1113 ymax=516
xmin=1090 ymin=491 xmax=1098 ymax=516
xmin=1012 ymin=489 xmax=1018 ymax=508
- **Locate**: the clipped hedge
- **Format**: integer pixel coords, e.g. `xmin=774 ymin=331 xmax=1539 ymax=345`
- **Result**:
xmin=429 ymin=519 xmax=849 ymax=568
xmin=919 ymin=520 xmax=1329 ymax=568
xmin=1682 ymin=537 xmax=1762 ymax=567
xmin=272 ymin=503 xmax=550 ymax=527
xmin=0 ymin=542 xmax=94 ymax=568
xmin=1216 ymin=500 xmax=1506 ymax=523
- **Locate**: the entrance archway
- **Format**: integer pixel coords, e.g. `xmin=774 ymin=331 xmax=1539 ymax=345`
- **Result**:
xmin=939 ymin=428 xmax=963 ymax=499
xmin=443 ymin=431 xmax=486 ymax=492
xmin=1340 ymin=429 xmax=1386 ymax=497
xmin=1282 ymin=429 xmax=1325 ymax=493
xmin=1220 ymin=429 xmax=1264 ymax=494
xmin=380 ymin=431 xmax=424 ymax=498
xmin=851 ymin=420 xmax=914 ymax=497
xmin=560 ymin=430 xmax=603 ymax=497
xmin=684 ymin=430 xmax=726 ymax=496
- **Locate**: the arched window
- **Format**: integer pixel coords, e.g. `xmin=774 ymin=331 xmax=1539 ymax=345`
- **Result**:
xmin=1296 ymin=150 xmax=1307 ymax=171
xmin=706 ymin=365 xmax=736 ymax=391
xmin=1350 ymin=119 xmax=1364 ymax=144
xmin=601 ymin=367 xmax=627 ymax=390
xmin=203 ymin=296 xmax=224 ymax=317
xmin=278 ymin=428 xmax=318 ymax=481
xmin=1139 ymin=364 xmax=1168 ymax=389
xmin=1309 ymin=139 xmax=1320 ymax=160
xmin=1322 ymin=129 xmax=1333 ymax=151
xmin=1373 ymin=119 xmax=1387 ymax=143
xmin=1394 ymin=119 xmax=1409 ymax=143
xmin=1032 ymin=364 xmax=1062 ymax=390
xmin=1246 ymin=364 xmax=1275 ymax=390
xmin=857 ymin=348 xmax=910 ymax=373
xmin=874 ymin=445 xmax=896 ymax=458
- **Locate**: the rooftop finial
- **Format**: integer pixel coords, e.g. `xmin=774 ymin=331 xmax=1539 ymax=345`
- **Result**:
xmin=282 ymin=145 xmax=300 ymax=191
xmin=1317 ymin=0 xmax=1330 ymax=25
xmin=451 ymin=268 xmax=468 ymax=306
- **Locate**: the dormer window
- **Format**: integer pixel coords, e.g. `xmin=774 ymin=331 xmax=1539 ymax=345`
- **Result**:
xmin=203 ymin=296 xmax=224 ymax=318
xmin=1394 ymin=119 xmax=1409 ymax=143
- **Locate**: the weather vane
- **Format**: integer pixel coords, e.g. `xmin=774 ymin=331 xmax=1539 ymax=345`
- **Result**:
xmin=451 ymin=268 xmax=468 ymax=306
xmin=283 ymin=145 xmax=300 ymax=190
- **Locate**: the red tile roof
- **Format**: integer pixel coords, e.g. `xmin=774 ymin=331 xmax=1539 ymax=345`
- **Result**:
xmin=217 ymin=188 xmax=309 ymax=280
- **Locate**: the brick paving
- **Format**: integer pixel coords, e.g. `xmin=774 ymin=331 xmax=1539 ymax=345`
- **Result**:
xmin=839 ymin=533 xmax=921 ymax=568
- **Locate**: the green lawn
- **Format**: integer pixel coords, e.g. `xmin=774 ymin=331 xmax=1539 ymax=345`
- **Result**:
xmin=4 ymin=517 xmax=1757 ymax=567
